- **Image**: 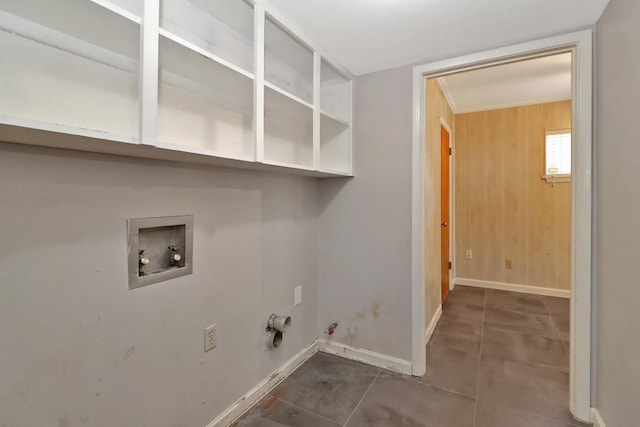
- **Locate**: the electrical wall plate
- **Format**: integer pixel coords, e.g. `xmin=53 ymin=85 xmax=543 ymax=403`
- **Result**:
xmin=127 ymin=215 xmax=194 ymax=289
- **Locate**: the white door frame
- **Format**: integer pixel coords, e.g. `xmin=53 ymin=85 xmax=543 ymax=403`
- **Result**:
xmin=410 ymin=30 xmax=593 ymax=422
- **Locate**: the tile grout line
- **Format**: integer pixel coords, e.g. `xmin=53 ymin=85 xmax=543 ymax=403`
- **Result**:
xmin=341 ymin=369 xmax=381 ymax=426
xmin=475 ymin=398 xmax=589 ymax=427
xmin=472 ymin=288 xmax=487 ymax=427
xmin=272 ymin=396 xmax=343 ymax=426
xmin=543 ymin=298 xmax=571 ymax=356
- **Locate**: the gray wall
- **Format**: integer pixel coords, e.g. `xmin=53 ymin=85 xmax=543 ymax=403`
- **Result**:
xmin=0 ymin=142 xmax=319 ymax=427
xmin=595 ymin=0 xmax=640 ymax=425
xmin=318 ymin=66 xmax=414 ymax=360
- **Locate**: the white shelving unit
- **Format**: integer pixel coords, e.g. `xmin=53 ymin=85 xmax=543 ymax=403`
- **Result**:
xmin=0 ymin=0 xmax=354 ymax=178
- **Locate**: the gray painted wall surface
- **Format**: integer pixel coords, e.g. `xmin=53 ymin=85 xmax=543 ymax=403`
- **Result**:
xmin=318 ymin=66 xmax=414 ymax=360
xmin=0 ymin=142 xmax=318 ymax=426
xmin=596 ymin=0 xmax=640 ymax=425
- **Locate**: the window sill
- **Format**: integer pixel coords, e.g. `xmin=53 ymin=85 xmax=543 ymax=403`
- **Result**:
xmin=543 ymin=175 xmax=571 ymax=183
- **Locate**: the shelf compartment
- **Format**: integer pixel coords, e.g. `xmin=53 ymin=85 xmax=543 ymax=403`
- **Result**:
xmin=264 ymin=86 xmax=313 ymax=168
xmin=0 ymin=0 xmax=140 ymax=140
xmin=160 ymin=0 xmax=254 ymax=74
xmin=265 ymin=15 xmax=313 ymax=105
xmin=157 ymin=35 xmax=254 ymax=160
xmin=319 ymin=114 xmax=351 ymax=174
xmin=321 ymin=59 xmax=351 ymax=125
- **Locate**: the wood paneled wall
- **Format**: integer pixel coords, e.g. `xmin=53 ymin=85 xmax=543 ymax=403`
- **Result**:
xmin=425 ymin=79 xmax=454 ymax=324
xmin=454 ymin=101 xmax=571 ymax=290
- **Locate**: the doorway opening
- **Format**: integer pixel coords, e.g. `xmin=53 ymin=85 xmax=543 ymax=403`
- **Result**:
xmin=411 ymin=30 xmax=593 ymax=423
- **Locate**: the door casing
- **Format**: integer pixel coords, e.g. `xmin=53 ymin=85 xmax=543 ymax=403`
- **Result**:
xmin=410 ymin=29 xmax=593 ymax=422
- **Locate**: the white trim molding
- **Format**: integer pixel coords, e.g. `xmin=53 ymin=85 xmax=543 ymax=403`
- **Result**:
xmin=318 ymin=339 xmax=412 ymax=375
xmin=455 ymin=278 xmax=570 ymax=298
xmin=206 ymin=341 xmax=318 ymax=427
xmin=412 ymin=29 xmax=593 ymax=422
xmin=591 ymin=408 xmax=606 ymax=427
xmin=425 ymin=305 xmax=443 ymax=344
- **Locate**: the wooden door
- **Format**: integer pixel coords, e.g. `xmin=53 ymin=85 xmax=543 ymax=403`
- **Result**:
xmin=441 ymin=125 xmax=451 ymax=303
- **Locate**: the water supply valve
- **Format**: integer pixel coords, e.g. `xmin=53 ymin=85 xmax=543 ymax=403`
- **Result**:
xmin=324 ymin=322 xmax=338 ymax=335
xmin=138 ymin=250 xmax=150 ymax=276
xmin=168 ymin=246 xmax=182 ymax=267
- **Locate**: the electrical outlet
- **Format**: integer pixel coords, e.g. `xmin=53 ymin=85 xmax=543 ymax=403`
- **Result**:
xmin=466 ymin=249 xmax=473 ymax=259
xmin=505 ymin=259 xmax=513 ymax=269
xmin=294 ymin=286 xmax=302 ymax=306
xmin=204 ymin=324 xmax=216 ymax=352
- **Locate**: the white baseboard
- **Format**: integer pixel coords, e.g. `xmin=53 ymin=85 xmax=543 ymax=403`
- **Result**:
xmin=425 ymin=305 xmax=443 ymax=344
xmin=318 ymin=338 xmax=412 ymax=375
xmin=591 ymin=408 xmax=606 ymax=427
xmin=454 ymin=278 xmax=570 ymax=298
xmin=206 ymin=340 xmax=318 ymax=427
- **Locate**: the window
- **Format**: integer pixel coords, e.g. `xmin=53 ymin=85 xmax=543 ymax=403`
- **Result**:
xmin=544 ymin=128 xmax=571 ymax=183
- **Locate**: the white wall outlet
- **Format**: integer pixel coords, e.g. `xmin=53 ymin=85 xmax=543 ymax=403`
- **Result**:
xmin=466 ymin=249 xmax=473 ymax=259
xmin=204 ymin=324 xmax=216 ymax=352
xmin=294 ymin=286 xmax=302 ymax=306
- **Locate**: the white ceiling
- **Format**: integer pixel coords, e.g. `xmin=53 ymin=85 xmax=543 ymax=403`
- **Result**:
xmin=265 ymin=0 xmax=609 ymax=76
xmin=438 ymin=52 xmax=572 ymax=114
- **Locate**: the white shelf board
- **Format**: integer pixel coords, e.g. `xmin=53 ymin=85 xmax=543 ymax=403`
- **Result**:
xmin=159 ymin=28 xmax=254 ymax=80
xmin=264 ymin=81 xmax=313 ymax=110
xmin=154 ymin=141 xmax=253 ymax=162
xmin=0 ymin=115 xmax=138 ymax=145
xmin=0 ymin=119 xmax=348 ymax=178
xmin=316 ymin=167 xmax=352 ymax=177
xmin=260 ymin=159 xmax=315 ymax=172
xmin=91 ymin=0 xmax=142 ymax=24
xmin=320 ymin=110 xmax=350 ymax=127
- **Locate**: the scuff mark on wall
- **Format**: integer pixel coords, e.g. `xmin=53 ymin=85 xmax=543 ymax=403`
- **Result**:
xmin=370 ymin=301 xmax=382 ymax=319
xmin=122 ymin=345 xmax=136 ymax=360
xmin=354 ymin=300 xmax=385 ymax=321
xmin=345 ymin=327 xmax=358 ymax=346
xmin=57 ymin=415 xmax=70 ymax=427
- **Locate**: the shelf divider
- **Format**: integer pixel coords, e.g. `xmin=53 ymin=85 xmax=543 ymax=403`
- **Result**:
xmin=139 ymin=0 xmax=159 ymax=146
xmin=254 ymin=2 xmax=265 ymax=163
xmin=313 ymin=51 xmax=321 ymax=170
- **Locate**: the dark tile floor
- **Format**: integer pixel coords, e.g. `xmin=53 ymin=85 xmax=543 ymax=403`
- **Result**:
xmin=232 ymin=286 xmax=589 ymax=427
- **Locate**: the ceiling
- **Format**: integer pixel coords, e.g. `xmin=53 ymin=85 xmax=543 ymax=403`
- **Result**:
xmin=438 ymin=52 xmax=572 ymax=114
xmin=265 ymin=0 xmax=609 ymax=76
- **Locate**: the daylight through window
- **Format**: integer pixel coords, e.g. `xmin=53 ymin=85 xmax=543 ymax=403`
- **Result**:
xmin=545 ymin=129 xmax=571 ymax=180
